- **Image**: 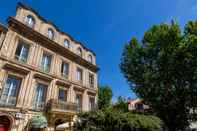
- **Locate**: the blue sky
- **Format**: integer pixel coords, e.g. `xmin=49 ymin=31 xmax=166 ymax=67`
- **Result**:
xmin=0 ymin=0 xmax=197 ymax=101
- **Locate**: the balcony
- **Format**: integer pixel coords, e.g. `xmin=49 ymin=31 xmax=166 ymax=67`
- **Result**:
xmin=32 ymin=101 xmax=45 ymax=111
xmin=47 ymin=99 xmax=77 ymax=114
xmin=40 ymin=65 xmax=50 ymax=73
xmin=0 ymin=96 xmax=17 ymax=107
xmin=15 ymin=55 xmax=27 ymax=63
xmin=90 ymin=83 xmax=94 ymax=88
xmin=61 ymin=73 xmax=68 ymax=80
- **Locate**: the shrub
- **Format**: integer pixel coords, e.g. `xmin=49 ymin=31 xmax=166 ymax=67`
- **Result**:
xmin=74 ymin=109 xmax=163 ymax=131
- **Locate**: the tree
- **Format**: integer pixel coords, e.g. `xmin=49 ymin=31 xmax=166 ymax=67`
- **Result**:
xmin=74 ymin=109 xmax=163 ymax=131
xmin=120 ymin=21 xmax=197 ymax=131
xmin=113 ymin=96 xmax=128 ymax=112
xmin=98 ymin=85 xmax=113 ymax=110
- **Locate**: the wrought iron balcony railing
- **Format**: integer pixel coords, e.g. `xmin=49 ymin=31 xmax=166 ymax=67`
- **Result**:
xmin=47 ymin=99 xmax=77 ymax=113
xmin=32 ymin=101 xmax=45 ymax=111
xmin=15 ymin=55 xmax=27 ymax=63
xmin=0 ymin=95 xmax=17 ymax=107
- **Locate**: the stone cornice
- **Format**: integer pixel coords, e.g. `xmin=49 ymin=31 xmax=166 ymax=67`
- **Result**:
xmin=7 ymin=17 xmax=99 ymax=73
xmin=0 ymin=55 xmax=97 ymax=92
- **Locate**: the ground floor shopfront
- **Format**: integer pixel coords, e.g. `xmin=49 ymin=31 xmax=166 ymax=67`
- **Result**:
xmin=0 ymin=109 xmax=76 ymax=131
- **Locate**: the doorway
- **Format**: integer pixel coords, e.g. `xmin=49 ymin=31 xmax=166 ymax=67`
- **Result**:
xmin=0 ymin=116 xmax=11 ymax=131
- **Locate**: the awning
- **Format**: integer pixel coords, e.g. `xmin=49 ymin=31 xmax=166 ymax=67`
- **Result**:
xmin=56 ymin=122 xmax=74 ymax=130
xmin=29 ymin=115 xmax=47 ymax=128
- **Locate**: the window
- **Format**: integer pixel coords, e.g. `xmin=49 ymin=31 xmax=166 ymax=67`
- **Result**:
xmin=77 ymin=47 xmax=82 ymax=57
xmin=15 ymin=41 xmax=30 ymax=63
xmin=89 ymin=97 xmax=95 ymax=110
xmin=76 ymin=68 xmax=83 ymax=82
xmin=47 ymin=28 xmax=54 ymax=40
xmin=88 ymin=55 xmax=93 ymax=63
xmin=89 ymin=73 xmax=94 ymax=88
xmin=34 ymin=83 xmax=47 ymax=110
xmin=76 ymin=94 xmax=82 ymax=112
xmin=41 ymin=52 xmax=52 ymax=73
xmin=25 ymin=15 xmax=35 ymax=28
xmin=64 ymin=39 xmax=70 ymax=48
xmin=135 ymin=103 xmax=144 ymax=110
xmin=58 ymin=88 xmax=67 ymax=102
xmin=61 ymin=62 xmax=69 ymax=78
xmin=0 ymin=75 xmax=21 ymax=106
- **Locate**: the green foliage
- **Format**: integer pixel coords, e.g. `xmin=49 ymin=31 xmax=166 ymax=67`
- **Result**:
xmin=120 ymin=21 xmax=197 ymax=131
xmin=74 ymin=109 xmax=163 ymax=131
xmin=98 ymin=85 xmax=113 ymax=110
xmin=113 ymin=96 xmax=128 ymax=112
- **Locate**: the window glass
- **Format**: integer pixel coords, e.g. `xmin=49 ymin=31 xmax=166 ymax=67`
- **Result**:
xmin=61 ymin=62 xmax=69 ymax=78
xmin=15 ymin=42 xmax=30 ymax=63
xmin=41 ymin=53 xmax=52 ymax=73
xmin=76 ymin=94 xmax=82 ymax=112
xmin=48 ymin=29 xmax=54 ymax=39
xmin=34 ymin=84 xmax=47 ymax=109
xmin=58 ymin=88 xmax=67 ymax=102
xmin=64 ymin=39 xmax=70 ymax=48
xmin=89 ymin=97 xmax=95 ymax=110
xmin=25 ymin=15 xmax=35 ymax=28
xmin=0 ymin=75 xmax=21 ymax=106
xmin=89 ymin=73 xmax=94 ymax=88
xmin=136 ymin=103 xmax=143 ymax=110
xmin=77 ymin=48 xmax=82 ymax=57
xmin=76 ymin=68 xmax=83 ymax=82
xmin=88 ymin=55 xmax=93 ymax=63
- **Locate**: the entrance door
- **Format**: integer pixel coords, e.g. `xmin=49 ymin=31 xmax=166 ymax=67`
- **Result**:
xmin=0 ymin=124 xmax=5 ymax=131
xmin=0 ymin=116 xmax=11 ymax=131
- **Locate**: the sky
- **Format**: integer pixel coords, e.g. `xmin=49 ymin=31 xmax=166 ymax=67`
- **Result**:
xmin=0 ymin=0 xmax=197 ymax=101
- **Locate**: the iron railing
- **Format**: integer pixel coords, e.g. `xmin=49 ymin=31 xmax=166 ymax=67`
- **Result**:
xmin=0 ymin=95 xmax=17 ymax=107
xmin=47 ymin=99 xmax=77 ymax=113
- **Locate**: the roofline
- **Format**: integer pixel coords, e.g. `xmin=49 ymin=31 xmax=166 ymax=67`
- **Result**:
xmin=16 ymin=2 xmax=96 ymax=56
xmin=8 ymin=17 xmax=99 ymax=73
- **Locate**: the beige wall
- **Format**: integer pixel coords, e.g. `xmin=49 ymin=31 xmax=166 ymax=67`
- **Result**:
xmin=0 ymin=5 xmax=97 ymax=112
xmin=0 ymin=30 xmax=97 ymax=111
xmin=0 ymin=3 xmax=98 ymax=131
xmin=15 ymin=7 xmax=96 ymax=65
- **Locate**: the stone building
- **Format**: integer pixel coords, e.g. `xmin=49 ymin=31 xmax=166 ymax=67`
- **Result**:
xmin=128 ymin=98 xmax=149 ymax=112
xmin=0 ymin=2 xmax=98 ymax=131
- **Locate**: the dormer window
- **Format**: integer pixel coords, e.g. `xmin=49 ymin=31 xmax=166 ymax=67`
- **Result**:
xmin=47 ymin=28 xmax=54 ymax=40
xmin=25 ymin=15 xmax=35 ymax=28
xmin=77 ymin=47 xmax=82 ymax=57
xmin=64 ymin=39 xmax=70 ymax=48
xmin=88 ymin=54 xmax=93 ymax=63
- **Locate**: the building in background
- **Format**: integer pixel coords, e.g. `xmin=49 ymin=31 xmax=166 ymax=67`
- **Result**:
xmin=128 ymin=98 xmax=149 ymax=112
xmin=0 ymin=2 xmax=98 ymax=131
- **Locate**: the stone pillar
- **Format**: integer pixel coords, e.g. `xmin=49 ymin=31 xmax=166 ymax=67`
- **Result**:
xmin=0 ymin=62 xmax=6 ymax=94
xmin=68 ymin=85 xmax=75 ymax=103
xmin=46 ymin=79 xmax=56 ymax=102
xmin=0 ymin=31 xmax=14 ymax=57
xmin=26 ymin=75 xmax=37 ymax=108
xmin=22 ymin=71 xmax=34 ymax=108
xmin=82 ymin=89 xmax=88 ymax=111
xmin=16 ymin=72 xmax=31 ymax=108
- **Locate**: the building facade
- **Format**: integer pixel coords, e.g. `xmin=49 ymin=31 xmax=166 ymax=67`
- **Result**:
xmin=0 ymin=3 xmax=98 ymax=131
xmin=128 ymin=99 xmax=149 ymax=112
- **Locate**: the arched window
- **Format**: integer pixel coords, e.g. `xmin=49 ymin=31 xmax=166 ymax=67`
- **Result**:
xmin=25 ymin=15 xmax=35 ymax=28
xmin=47 ymin=28 xmax=54 ymax=40
xmin=88 ymin=54 xmax=93 ymax=63
xmin=64 ymin=39 xmax=70 ymax=48
xmin=77 ymin=47 xmax=82 ymax=57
